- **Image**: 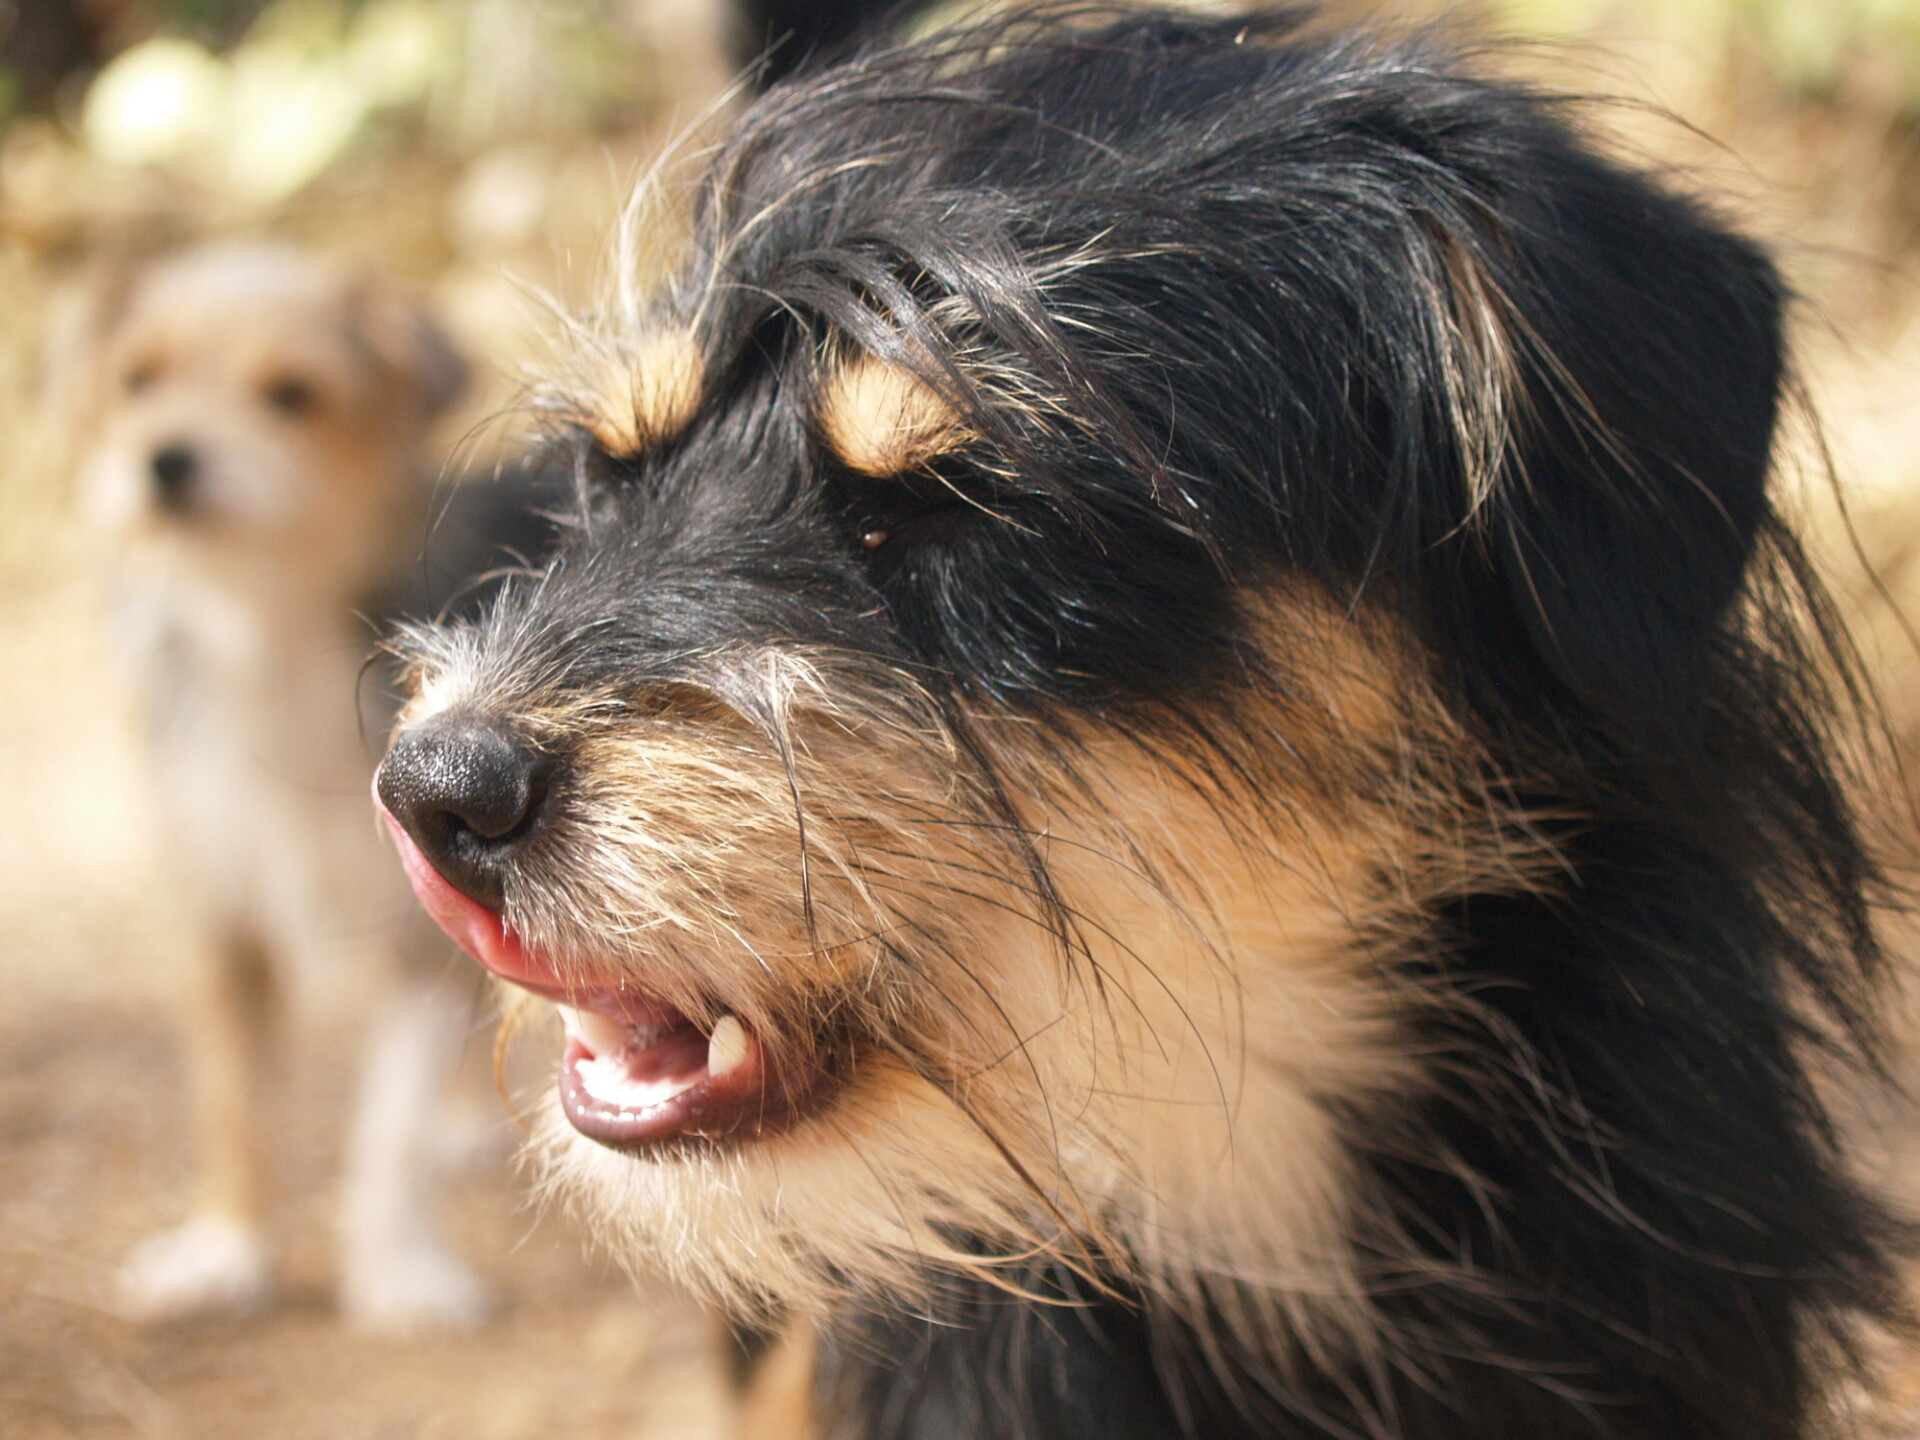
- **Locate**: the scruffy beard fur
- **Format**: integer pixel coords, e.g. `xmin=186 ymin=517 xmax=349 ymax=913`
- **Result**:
xmin=382 ymin=10 xmax=1908 ymax=1439
xmin=433 ymin=606 xmax=1531 ymax=1341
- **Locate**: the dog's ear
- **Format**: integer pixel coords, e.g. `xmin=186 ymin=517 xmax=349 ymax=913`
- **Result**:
xmin=1430 ymin=156 xmax=1785 ymax=732
xmin=41 ymin=260 xmax=141 ymax=435
xmin=346 ymin=275 xmax=469 ymax=420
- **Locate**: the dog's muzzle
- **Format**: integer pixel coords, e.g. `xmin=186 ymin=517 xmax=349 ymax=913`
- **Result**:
xmin=375 ymin=718 xmax=548 ymax=909
xmin=374 ymin=717 xmax=829 ymax=1153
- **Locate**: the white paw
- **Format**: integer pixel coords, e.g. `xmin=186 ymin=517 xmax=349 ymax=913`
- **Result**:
xmin=340 ymin=1241 xmax=493 ymax=1335
xmin=117 ymin=1216 xmax=274 ymax=1322
xmin=431 ymin=1103 xmax=513 ymax=1176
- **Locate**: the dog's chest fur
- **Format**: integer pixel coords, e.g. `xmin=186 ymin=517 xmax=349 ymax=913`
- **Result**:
xmin=112 ymin=551 xmax=403 ymax=962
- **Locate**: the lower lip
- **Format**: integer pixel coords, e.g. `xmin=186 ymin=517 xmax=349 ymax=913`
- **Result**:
xmin=558 ymin=1028 xmax=791 ymax=1152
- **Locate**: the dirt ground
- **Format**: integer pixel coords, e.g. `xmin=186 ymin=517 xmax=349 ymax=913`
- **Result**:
xmin=0 ymin=549 xmax=737 ymax=1440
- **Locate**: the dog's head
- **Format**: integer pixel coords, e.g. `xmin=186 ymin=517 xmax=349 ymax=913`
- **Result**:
xmin=374 ymin=10 xmax=1870 ymax=1366
xmin=58 ymin=242 xmax=465 ymax=580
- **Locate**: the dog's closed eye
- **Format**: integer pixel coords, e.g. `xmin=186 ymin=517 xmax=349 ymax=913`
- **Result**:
xmin=828 ymin=467 xmax=995 ymax=559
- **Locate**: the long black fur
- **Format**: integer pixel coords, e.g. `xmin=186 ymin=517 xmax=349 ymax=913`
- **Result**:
xmin=403 ymin=10 xmax=1907 ymax=1437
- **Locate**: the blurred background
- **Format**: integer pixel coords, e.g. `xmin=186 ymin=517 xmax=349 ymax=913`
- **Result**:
xmin=4 ymin=1 xmax=1920 ymax=1436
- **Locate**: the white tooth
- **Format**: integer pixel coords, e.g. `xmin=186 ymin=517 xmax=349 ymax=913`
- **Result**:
xmin=573 ymin=1008 xmax=633 ymax=1059
xmin=707 ymin=1015 xmax=748 ymax=1078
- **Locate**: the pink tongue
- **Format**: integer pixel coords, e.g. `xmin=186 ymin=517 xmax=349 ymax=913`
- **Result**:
xmin=616 ymin=1026 xmax=709 ymax=1081
xmin=375 ymin=791 xmax=563 ymax=993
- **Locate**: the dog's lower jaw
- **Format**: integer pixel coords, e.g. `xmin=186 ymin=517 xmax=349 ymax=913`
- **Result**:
xmin=523 ymin=907 xmax=1396 ymax=1359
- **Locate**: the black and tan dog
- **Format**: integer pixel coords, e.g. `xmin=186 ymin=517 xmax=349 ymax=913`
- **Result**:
xmin=375 ymin=11 xmax=1909 ymax=1436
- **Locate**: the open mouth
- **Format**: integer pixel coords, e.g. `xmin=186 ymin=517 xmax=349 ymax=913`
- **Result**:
xmin=376 ymin=795 xmax=827 ymax=1152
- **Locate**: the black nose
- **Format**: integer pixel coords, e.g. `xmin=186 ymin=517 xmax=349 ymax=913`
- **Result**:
xmin=150 ymin=444 xmax=198 ymax=511
xmin=377 ymin=718 xmax=549 ymax=909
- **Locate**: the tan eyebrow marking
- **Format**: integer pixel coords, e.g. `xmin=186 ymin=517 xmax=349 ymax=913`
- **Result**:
xmin=575 ymin=326 xmax=705 ymax=455
xmin=816 ymin=353 xmax=968 ymax=477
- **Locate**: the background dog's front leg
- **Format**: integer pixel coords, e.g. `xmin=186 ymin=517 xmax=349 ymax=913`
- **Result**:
xmin=336 ymin=973 xmax=492 ymax=1334
xmin=737 ymin=1318 xmax=818 ymax=1440
xmin=117 ymin=927 xmax=277 ymax=1321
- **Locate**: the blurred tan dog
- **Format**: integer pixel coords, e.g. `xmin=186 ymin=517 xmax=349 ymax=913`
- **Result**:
xmin=58 ymin=242 xmax=492 ymax=1332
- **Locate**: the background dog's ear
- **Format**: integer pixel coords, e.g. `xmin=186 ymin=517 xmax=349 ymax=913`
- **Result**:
xmin=346 ymin=275 xmax=469 ymax=420
xmin=1436 ymin=156 xmax=1786 ymax=734
xmin=40 ymin=260 xmax=140 ymax=437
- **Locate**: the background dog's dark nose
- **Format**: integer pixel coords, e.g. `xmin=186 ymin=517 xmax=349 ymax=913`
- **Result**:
xmin=377 ymin=719 xmax=549 ymax=909
xmin=150 ymin=444 xmax=198 ymax=511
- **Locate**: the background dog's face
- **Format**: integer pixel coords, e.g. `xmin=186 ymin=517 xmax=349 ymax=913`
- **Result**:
xmin=379 ymin=14 xmax=1806 ymax=1332
xmin=64 ymin=243 xmax=462 ymax=574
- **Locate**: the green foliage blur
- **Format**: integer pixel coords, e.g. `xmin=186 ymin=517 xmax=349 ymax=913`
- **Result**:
xmin=9 ymin=0 xmax=1920 ymax=219
xmin=1 ymin=0 xmax=659 ymax=183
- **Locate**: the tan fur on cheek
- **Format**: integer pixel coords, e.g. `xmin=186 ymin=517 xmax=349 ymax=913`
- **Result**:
xmin=491 ymin=677 xmax=971 ymax=1018
xmin=816 ymin=354 xmax=967 ymax=476
xmin=483 ymin=603 xmax=1560 ymax=1361
xmin=519 ymin=728 xmax=1411 ymax=1343
xmin=573 ymin=327 xmax=705 ymax=456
